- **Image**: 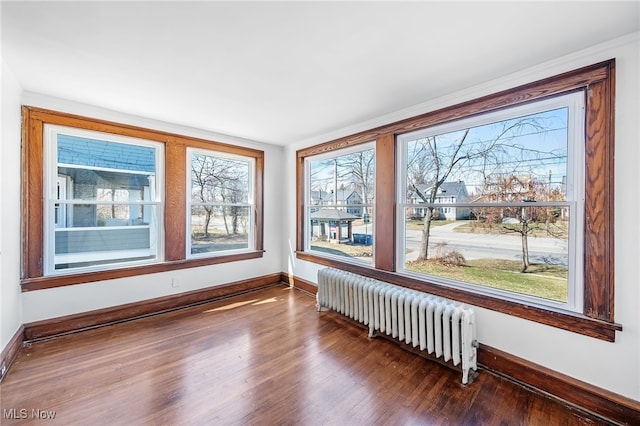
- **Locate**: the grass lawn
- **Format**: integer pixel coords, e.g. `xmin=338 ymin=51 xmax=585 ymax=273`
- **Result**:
xmin=312 ymin=219 xmax=568 ymax=302
xmin=406 ymin=258 xmax=568 ymax=302
xmin=310 ymin=241 xmax=373 ymax=258
xmin=405 ymin=219 xmax=455 ymax=231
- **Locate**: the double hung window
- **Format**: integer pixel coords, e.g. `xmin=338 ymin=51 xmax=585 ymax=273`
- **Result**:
xmin=45 ymin=126 xmax=163 ymax=274
xmin=188 ymin=148 xmax=255 ymax=257
xmin=397 ymin=92 xmax=585 ymax=312
xmin=296 ymin=60 xmax=618 ymax=341
xmin=303 ymin=143 xmax=375 ymax=264
xmin=22 ymin=107 xmax=264 ymax=290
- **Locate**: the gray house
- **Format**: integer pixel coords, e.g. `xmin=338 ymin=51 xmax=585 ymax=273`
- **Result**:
xmin=310 ymin=188 xmax=364 ymax=217
xmin=408 ymin=181 xmax=470 ymax=220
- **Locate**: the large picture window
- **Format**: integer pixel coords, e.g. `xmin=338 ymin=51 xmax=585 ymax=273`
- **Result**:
xmin=397 ymin=92 xmax=584 ymax=312
xmin=296 ymin=60 xmax=618 ymax=341
xmin=21 ymin=107 xmax=264 ymax=291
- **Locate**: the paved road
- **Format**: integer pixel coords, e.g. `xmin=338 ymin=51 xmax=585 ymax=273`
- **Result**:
xmin=354 ymin=221 xmax=568 ymax=265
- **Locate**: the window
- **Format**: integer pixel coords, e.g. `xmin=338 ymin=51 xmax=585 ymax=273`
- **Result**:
xmin=22 ymin=107 xmax=264 ymax=291
xmin=45 ymin=126 xmax=163 ymax=274
xmin=188 ymin=148 xmax=255 ymax=257
xmin=397 ymin=92 xmax=584 ymax=313
xmin=296 ymin=60 xmax=619 ymax=341
xmin=303 ymin=143 xmax=375 ymax=264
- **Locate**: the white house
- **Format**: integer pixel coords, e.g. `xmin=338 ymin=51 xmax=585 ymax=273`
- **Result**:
xmin=408 ymin=181 xmax=470 ymax=220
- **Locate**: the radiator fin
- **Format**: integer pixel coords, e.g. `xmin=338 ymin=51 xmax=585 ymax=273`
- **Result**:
xmin=317 ymin=268 xmax=478 ymax=384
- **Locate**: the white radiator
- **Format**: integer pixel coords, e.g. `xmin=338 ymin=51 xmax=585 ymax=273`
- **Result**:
xmin=317 ymin=268 xmax=478 ymax=384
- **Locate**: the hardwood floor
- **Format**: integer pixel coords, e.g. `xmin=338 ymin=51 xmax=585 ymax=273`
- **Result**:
xmin=1 ymin=285 xmax=608 ymax=425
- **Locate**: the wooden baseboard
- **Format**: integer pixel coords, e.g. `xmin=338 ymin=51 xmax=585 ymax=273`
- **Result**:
xmin=15 ymin=270 xmax=640 ymax=424
xmin=24 ymin=273 xmax=284 ymax=342
xmin=290 ymin=272 xmax=640 ymax=425
xmin=478 ymin=344 xmax=640 ymax=425
xmin=280 ymin=273 xmax=317 ymax=296
xmin=0 ymin=325 xmax=24 ymax=383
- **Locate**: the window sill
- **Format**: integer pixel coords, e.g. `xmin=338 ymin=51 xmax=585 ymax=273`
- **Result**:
xmin=21 ymin=250 xmax=265 ymax=292
xmin=295 ymin=251 xmax=622 ymax=342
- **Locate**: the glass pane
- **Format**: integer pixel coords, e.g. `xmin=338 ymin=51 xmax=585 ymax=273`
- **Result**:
xmin=405 ymin=108 xmax=568 ymax=207
xmin=309 ymin=207 xmax=373 ymax=263
xmin=403 ymin=206 xmax=569 ymax=302
xmin=191 ymin=154 xmax=250 ymax=204
xmin=54 ymin=204 xmax=158 ymax=270
xmin=57 ymin=134 xmax=156 ymax=202
xmin=309 ymin=147 xmax=374 ymax=209
xmin=191 ymin=205 xmax=250 ymax=254
xmin=56 ymin=203 xmax=154 ymax=228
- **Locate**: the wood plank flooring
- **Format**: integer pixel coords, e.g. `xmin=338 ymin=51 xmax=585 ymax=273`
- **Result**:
xmin=1 ymin=285 xmax=608 ymax=425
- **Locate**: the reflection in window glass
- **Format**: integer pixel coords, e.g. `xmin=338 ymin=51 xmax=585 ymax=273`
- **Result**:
xmin=306 ymin=144 xmax=375 ymax=263
xmin=188 ymin=150 xmax=253 ymax=257
xmin=398 ymin=93 xmax=583 ymax=308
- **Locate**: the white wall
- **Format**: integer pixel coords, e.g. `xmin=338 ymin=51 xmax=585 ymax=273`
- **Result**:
xmin=14 ymin=92 xmax=284 ymax=323
xmin=0 ymin=58 xmax=23 ymax=353
xmin=2 ymin=27 xmax=638 ymax=403
xmin=282 ymin=33 xmax=640 ymax=400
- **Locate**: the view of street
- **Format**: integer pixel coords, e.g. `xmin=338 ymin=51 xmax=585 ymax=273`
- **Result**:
xmin=352 ymin=221 xmax=568 ymax=265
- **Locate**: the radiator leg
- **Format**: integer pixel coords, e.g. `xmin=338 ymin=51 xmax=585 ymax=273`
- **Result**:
xmin=462 ymin=368 xmax=470 ymax=385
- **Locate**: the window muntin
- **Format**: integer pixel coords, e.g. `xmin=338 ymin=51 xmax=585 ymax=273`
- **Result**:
xmin=45 ymin=125 xmax=163 ymax=274
xmin=296 ymin=61 xmax=617 ymax=340
xmin=23 ymin=107 xmax=265 ymax=290
xmin=187 ymin=148 xmax=254 ymax=258
xmin=397 ymin=92 xmax=585 ymax=311
xmin=304 ymin=143 xmax=375 ymax=263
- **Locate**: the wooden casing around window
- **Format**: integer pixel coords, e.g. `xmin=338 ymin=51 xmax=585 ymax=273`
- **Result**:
xmin=296 ymin=60 xmax=619 ymax=341
xmin=21 ymin=107 xmax=265 ymax=291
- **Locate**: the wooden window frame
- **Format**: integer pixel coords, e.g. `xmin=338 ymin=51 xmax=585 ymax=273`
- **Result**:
xmin=21 ymin=107 xmax=264 ymax=291
xmin=296 ymin=60 xmax=620 ymax=341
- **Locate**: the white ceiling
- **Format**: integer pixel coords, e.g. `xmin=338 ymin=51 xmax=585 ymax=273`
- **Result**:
xmin=2 ymin=1 xmax=639 ymax=146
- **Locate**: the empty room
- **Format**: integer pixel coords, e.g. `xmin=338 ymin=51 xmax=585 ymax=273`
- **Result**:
xmin=1 ymin=1 xmax=639 ymax=424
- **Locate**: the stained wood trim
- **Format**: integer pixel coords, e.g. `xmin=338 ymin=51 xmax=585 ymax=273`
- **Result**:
xmin=295 ymin=155 xmax=305 ymax=252
xmin=255 ymin=154 xmax=265 ymax=251
xmin=478 ymin=344 xmax=640 ymax=426
xmin=20 ymin=106 xmax=265 ymax=289
xmin=288 ymin=272 xmax=637 ymax=425
xmin=23 ymin=273 xmax=284 ymax=342
xmin=295 ymin=59 xmax=618 ymax=340
xmin=281 ymin=273 xmax=317 ymax=295
xmin=165 ymin=141 xmax=187 ymax=261
xmin=294 ymin=253 xmax=620 ymax=341
xmin=583 ymin=61 xmax=616 ymax=321
xmin=24 ymin=107 xmax=264 ymax=158
xmin=296 ymin=61 xmax=612 ymax=160
xmin=21 ymin=251 xmax=265 ymax=291
xmin=21 ymin=106 xmax=45 ymax=278
xmin=374 ymin=132 xmax=396 ymax=271
xmin=0 ymin=326 xmax=25 ymax=383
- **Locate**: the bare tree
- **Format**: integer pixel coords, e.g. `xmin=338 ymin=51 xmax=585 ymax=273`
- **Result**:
xmin=481 ymin=172 xmax=567 ymax=272
xmin=191 ymin=155 xmax=248 ymax=238
xmin=341 ymin=149 xmax=375 ymax=215
xmin=408 ymin=118 xmax=548 ymax=261
xmin=484 ymin=174 xmax=540 ymax=271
